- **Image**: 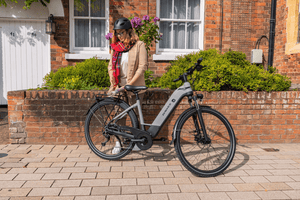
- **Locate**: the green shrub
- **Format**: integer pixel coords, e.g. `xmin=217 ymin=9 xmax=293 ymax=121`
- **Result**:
xmin=43 ymin=58 xmax=110 ymax=90
xmin=158 ymin=49 xmax=291 ymax=92
xmin=144 ymin=70 xmax=160 ymax=88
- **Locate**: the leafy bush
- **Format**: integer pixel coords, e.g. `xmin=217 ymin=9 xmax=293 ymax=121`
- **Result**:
xmin=158 ymin=49 xmax=291 ymax=92
xmin=43 ymin=58 xmax=110 ymax=90
xmin=144 ymin=70 xmax=160 ymax=88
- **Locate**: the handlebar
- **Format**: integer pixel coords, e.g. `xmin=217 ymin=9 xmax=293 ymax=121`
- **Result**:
xmin=173 ymin=58 xmax=206 ymax=83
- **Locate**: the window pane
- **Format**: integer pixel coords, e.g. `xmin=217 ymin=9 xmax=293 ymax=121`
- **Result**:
xmin=91 ymin=20 xmax=105 ymax=47
xmin=174 ymin=0 xmax=186 ymax=19
xmin=173 ymin=22 xmax=185 ymax=49
xmin=74 ymin=0 xmax=88 ymax=17
xmin=160 ymin=0 xmax=172 ymax=19
xmin=75 ymin=19 xmax=89 ymax=47
xmin=188 ymin=0 xmax=200 ymax=19
xmin=159 ymin=21 xmax=172 ymax=48
xmin=187 ymin=22 xmax=199 ymax=49
xmin=91 ymin=0 xmax=105 ymax=17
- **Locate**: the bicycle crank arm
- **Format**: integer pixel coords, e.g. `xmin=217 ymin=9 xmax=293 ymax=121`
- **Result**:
xmin=106 ymin=129 xmax=135 ymax=139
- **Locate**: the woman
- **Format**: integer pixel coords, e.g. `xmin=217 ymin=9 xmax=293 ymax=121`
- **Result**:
xmin=107 ymin=17 xmax=147 ymax=101
xmin=107 ymin=17 xmax=148 ymax=152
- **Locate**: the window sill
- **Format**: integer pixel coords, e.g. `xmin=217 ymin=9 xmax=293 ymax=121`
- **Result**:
xmin=65 ymin=53 xmax=110 ymax=60
xmin=153 ymin=53 xmax=189 ymax=61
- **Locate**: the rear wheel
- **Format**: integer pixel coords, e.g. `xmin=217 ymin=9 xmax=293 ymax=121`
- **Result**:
xmin=85 ymin=100 xmax=138 ymax=160
xmin=174 ymin=107 xmax=236 ymax=177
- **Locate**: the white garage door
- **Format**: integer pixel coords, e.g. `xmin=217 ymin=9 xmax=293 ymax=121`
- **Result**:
xmin=0 ymin=20 xmax=50 ymax=104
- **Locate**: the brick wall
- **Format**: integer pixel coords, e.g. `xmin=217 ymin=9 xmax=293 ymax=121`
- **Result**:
xmin=7 ymin=90 xmax=300 ymax=145
xmin=274 ymin=0 xmax=300 ymax=86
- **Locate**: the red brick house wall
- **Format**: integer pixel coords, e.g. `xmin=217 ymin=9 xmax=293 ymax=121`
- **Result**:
xmin=50 ymin=0 xmax=298 ymax=86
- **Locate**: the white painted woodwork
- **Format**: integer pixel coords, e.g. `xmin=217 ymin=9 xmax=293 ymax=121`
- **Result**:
xmin=0 ymin=20 xmax=50 ymax=104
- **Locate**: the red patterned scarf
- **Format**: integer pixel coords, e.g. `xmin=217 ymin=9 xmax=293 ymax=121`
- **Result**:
xmin=110 ymin=42 xmax=134 ymax=86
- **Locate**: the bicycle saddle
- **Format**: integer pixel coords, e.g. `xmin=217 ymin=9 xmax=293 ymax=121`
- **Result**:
xmin=124 ymin=85 xmax=148 ymax=91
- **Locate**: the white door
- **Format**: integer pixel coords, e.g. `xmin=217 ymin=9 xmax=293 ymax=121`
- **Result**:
xmin=0 ymin=20 xmax=50 ymax=104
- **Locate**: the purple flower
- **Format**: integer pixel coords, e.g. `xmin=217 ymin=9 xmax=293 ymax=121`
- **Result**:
xmin=131 ymin=17 xmax=143 ymax=29
xmin=105 ymin=32 xmax=113 ymax=40
xmin=153 ymin=17 xmax=160 ymax=24
xmin=142 ymin=15 xmax=150 ymax=21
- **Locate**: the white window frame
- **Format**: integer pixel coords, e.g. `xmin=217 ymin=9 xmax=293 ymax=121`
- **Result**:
xmin=67 ymin=0 xmax=110 ymax=59
xmin=154 ymin=0 xmax=205 ymax=61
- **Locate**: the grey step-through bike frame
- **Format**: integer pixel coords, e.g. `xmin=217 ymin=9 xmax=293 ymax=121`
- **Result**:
xmin=110 ymin=81 xmax=194 ymax=139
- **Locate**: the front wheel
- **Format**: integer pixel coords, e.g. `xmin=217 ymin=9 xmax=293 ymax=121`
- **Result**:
xmin=174 ymin=107 xmax=236 ymax=177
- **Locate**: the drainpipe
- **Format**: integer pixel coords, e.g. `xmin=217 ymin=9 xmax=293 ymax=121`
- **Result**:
xmin=219 ymin=0 xmax=224 ymax=53
xmin=268 ymin=0 xmax=277 ymax=67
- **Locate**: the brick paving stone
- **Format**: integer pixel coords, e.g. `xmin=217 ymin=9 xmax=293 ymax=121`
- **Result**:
xmin=233 ymin=183 xmax=264 ymax=191
xmin=179 ymin=184 xmax=209 ymax=193
xmin=20 ymin=158 xmax=42 ymax=164
xmin=137 ymin=178 xmax=164 ymax=185
xmin=43 ymin=197 xmax=74 ymax=200
xmin=268 ymin=169 xmax=295 ymax=176
xmin=0 ymin=158 xmax=21 ymax=163
xmin=52 ymin=180 xmax=82 ymax=187
xmin=150 ymin=185 xmax=180 ymax=193
xmin=0 ymin=174 xmax=17 ymax=180
xmin=240 ymin=176 xmax=270 ymax=183
xmin=22 ymin=180 xmax=54 ymax=188
xmin=110 ymin=178 xmax=137 ymax=186
xmin=167 ymin=161 xmax=182 ymax=166
xmin=106 ymin=195 xmax=137 ymax=200
xmin=226 ymin=191 xmax=261 ymax=200
xmin=15 ymin=174 xmax=44 ymax=181
xmin=81 ymin=179 xmax=109 ymax=187
xmin=245 ymin=170 xmax=273 ymax=176
xmin=270 ymin=164 xmax=297 ymax=169
xmin=123 ymin=172 xmax=148 ymax=178
xmin=256 ymin=155 xmax=278 ymax=160
xmin=60 ymin=187 xmax=91 ymax=196
xmin=273 ymin=159 xmax=298 ymax=164
xmin=42 ymin=173 xmax=71 ymax=180
xmin=135 ymin=166 xmax=159 ymax=172
xmin=85 ymin=166 xmax=110 ymax=172
xmin=206 ymin=184 xmax=237 ymax=192
xmin=0 ymin=168 xmax=10 ymax=174
xmin=111 ymin=166 xmax=135 ymax=172
xmin=61 ymin=167 xmax=86 ymax=173
xmin=253 ymin=160 xmax=276 ymax=164
xmin=198 ymin=192 xmax=230 ymax=200
xmin=148 ymin=172 xmax=174 ymax=178
xmin=164 ymin=178 xmax=191 ymax=185
xmin=223 ymin=170 xmax=249 ymax=177
xmin=34 ymin=168 xmax=62 ymax=174
xmin=215 ymin=177 xmax=244 ymax=184
xmin=145 ymin=161 xmax=168 ymax=166
xmin=172 ymin=171 xmax=196 ymax=178
xmin=75 ymin=162 xmax=99 ymax=167
xmin=97 ymin=172 xmax=122 ymax=179
xmin=283 ymin=190 xmax=300 ymax=199
xmin=91 ymin=186 xmax=121 ymax=195
xmin=264 ymin=175 xmax=295 ymax=182
xmin=69 ymin=172 xmax=96 ymax=179
xmin=0 ymin=181 xmax=25 ymax=188
xmin=28 ymin=188 xmax=62 ymax=197
xmin=37 ymin=153 xmax=60 ymax=158
xmin=122 ymin=161 xmax=145 ymax=167
xmin=158 ymin=166 xmax=183 ymax=171
xmin=289 ymin=175 xmax=300 ymax=181
xmin=7 ymin=168 xmax=37 ymax=174
xmin=190 ymin=177 xmax=218 ymax=184
xmin=99 ymin=162 xmax=122 ymax=167
xmin=26 ymin=163 xmax=52 ymax=168
xmin=10 ymin=197 xmax=42 ymax=200
xmin=0 ymin=163 xmax=26 ymax=168
xmin=249 ymin=164 xmax=274 ymax=170
xmin=286 ymin=182 xmax=300 ymax=189
xmin=75 ymin=196 xmax=105 ymax=200
xmin=138 ymin=194 xmax=168 ymax=200
xmin=260 ymin=182 xmax=293 ymax=191
xmin=255 ymin=191 xmax=290 ymax=199
xmin=42 ymin=157 xmax=67 ymax=163
xmin=51 ymin=162 xmax=76 ymax=168
xmin=168 ymin=193 xmax=200 ymax=200
xmin=0 ymin=188 xmax=32 ymax=197
xmin=58 ymin=153 xmax=81 ymax=158
xmin=122 ymin=185 xmax=150 ymax=194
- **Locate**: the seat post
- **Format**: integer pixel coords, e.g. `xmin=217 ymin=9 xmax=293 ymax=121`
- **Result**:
xmin=134 ymin=91 xmax=140 ymax=101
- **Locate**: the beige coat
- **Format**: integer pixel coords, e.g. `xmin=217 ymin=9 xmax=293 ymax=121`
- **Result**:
xmin=108 ymin=41 xmax=148 ymax=91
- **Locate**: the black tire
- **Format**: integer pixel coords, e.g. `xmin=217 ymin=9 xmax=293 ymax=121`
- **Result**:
xmin=174 ymin=107 xmax=236 ymax=177
xmin=85 ymin=100 xmax=139 ymax=160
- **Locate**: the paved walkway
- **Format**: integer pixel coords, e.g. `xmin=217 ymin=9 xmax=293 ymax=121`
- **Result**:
xmin=0 ymin=143 xmax=300 ymax=200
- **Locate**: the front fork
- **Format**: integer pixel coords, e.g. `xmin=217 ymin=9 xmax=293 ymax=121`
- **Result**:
xmin=188 ymin=95 xmax=211 ymax=144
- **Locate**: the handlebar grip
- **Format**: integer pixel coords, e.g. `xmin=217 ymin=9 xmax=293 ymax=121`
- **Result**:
xmin=173 ymin=78 xmax=180 ymax=82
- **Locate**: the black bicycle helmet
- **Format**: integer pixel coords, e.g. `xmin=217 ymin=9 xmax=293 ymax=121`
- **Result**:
xmin=113 ymin=17 xmax=132 ymax=30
